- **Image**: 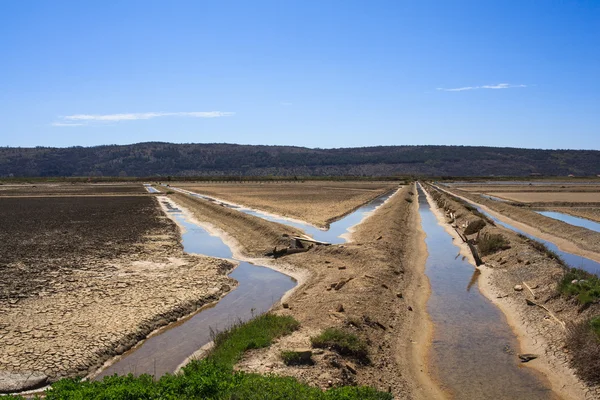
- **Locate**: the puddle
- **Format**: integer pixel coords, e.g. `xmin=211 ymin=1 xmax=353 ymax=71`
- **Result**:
xmin=170 ymin=186 xmax=395 ymax=244
xmin=536 ymin=211 xmax=600 ymax=234
xmin=438 ymin=187 xmax=600 ymax=275
xmin=94 ymin=202 xmax=296 ymax=378
xmin=418 ymin=185 xmax=556 ymax=399
xmin=143 ymin=184 xmax=160 ymax=193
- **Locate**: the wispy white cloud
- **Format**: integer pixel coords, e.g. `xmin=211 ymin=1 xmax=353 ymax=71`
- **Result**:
xmin=51 ymin=122 xmax=86 ymax=127
xmin=436 ymin=83 xmax=527 ymax=92
xmin=51 ymin=111 xmax=234 ymax=126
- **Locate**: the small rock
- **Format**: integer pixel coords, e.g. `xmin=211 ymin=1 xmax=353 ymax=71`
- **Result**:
xmin=381 ymin=284 xmax=389 ymax=289
xmin=282 ymin=303 xmax=290 ymax=309
xmin=336 ymin=304 xmax=344 ymax=313
xmin=396 ymin=292 xmax=403 ymax=298
xmin=338 ymin=266 xmax=347 ymax=270
xmin=345 ymin=362 xmax=357 ymax=374
xmin=518 ymin=353 xmax=538 ymax=363
xmin=407 ymin=306 xmax=413 ymax=311
xmin=525 ymin=299 xmax=536 ymax=306
xmin=514 ymin=285 xmax=523 ymax=292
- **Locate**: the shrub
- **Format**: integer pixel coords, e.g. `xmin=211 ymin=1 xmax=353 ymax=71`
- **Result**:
xmin=310 ymin=328 xmax=369 ymax=363
xmin=464 ymin=219 xmax=486 ymax=235
xmin=566 ymin=316 xmax=600 ymax=385
xmin=558 ymin=268 xmax=600 ymax=305
xmin=477 ymin=233 xmax=510 ymax=256
xmin=281 ymin=350 xmax=313 ymax=366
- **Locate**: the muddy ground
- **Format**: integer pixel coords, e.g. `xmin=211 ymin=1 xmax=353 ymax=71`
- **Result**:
xmin=172 ymin=181 xmax=398 ymax=227
xmin=0 ymin=196 xmax=235 ymax=392
xmin=171 ymin=184 xmax=442 ymax=399
xmin=425 ymin=184 xmax=600 ymax=399
xmin=0 ymin=183 xmax=146 ymax=197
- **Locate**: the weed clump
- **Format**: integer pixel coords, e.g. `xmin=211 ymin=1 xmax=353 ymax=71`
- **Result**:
xmin=281 ymin=350 xmax=313 ymax=366
xmin=566 ymin=316 xmax=600 ymax=385
xmin=464 ymin=219 xmax=486 ymax=235
xmin=311 ymin=328 xmax=369 ymax=363
xmin=477 ymin=233 xmax=510 ymax=256
xmin=559 ymin=268 xmax=600 ymax=305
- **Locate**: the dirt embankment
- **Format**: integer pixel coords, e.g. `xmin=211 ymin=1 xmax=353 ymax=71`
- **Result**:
xmin=0 ymin=196 xmax=235 ymax=392
xmin=424 ymin=184 xmax=600 ymax=400
xmin=450 ymin=189 xmax=600 ymax=257
xmin=174 ymin=184 xmax=442 ymax=399
xmin=173 ymin=182 xmax=397 ymax=227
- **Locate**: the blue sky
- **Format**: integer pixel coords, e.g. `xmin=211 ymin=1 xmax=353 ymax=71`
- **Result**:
xmin=0 ymin=0 xmax=598 ymax=149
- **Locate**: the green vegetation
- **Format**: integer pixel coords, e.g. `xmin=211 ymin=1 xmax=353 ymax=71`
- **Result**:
xmin=477 ymin=233 xmax=510 ymax=256
xmin=464 ymin=219 xmax=486 ymax=235
xmin=310 ymin=328 xmax=369 ymax=364
xmin=558 ymin=268 xmax=600 ymax=305
xmin=281 ymin=350 xmax=313 ymax=366
xmin=566 ymin=315 xmax=600 ymax=385
xmin=7 ymin=314 xmax=390 ymax=400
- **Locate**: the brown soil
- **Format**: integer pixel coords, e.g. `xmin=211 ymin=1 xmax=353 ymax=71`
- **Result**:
xmin=426 ymin=184 xmax=600 ymax=399
xmin=488 ymin=192 xmax=600 ymax=203
xmin=0 ymin=183 xmax=146 ymax=197
xmin=459 ymin=185 xmax=600 ymax=193
xmin=447 ymin=189 xmax=600 ymax=258
xmin=0 ymin=196 xmax=235 ymax=390
xmin=173 ymin=181 xmax=398 ymax=227
xmin=175 ymin=184 xmax=443 ymax=399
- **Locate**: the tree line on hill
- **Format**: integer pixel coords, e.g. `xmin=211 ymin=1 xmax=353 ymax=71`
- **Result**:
xmin=0 ymin=142 xmax=598 ymax=178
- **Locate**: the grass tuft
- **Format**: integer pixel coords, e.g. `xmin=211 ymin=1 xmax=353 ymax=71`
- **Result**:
xmin=477 ymin=233 xmax=510 ymax=256
xmin=310 ymin=328 xmax=369 ymax=363
xmin=464 ymin=219 xmax=486 ymax=235
xmin=566 ymin=316 xmax=600 ymax=385
xmin=558 ymin=268 xmax=600 ymax=305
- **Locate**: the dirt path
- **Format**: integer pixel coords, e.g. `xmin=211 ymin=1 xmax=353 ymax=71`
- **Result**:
xmin=424 ymin=184 xmax=600 ymax=400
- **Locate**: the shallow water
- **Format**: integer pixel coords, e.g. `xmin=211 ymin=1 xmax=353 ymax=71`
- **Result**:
xmin=95 ymin=202 xmax=296 ymax=378
xmin=480 ymin=193 xmax=507 ymax=202
xmin=536 ymin=211 xmax=600 ymax=234
xmin=418 ymin=185 xmax=555 ymax=399
xmin=172 ymin=186 xmax=395 ymax=244
xmin=143 ymin=184 xmax=160 ymax=193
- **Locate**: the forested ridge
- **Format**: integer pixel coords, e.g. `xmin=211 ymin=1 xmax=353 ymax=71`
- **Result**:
xmin=0 ymin=143 xmax=598 ymax=177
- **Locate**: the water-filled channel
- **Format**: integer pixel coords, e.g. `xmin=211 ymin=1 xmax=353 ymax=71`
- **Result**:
xmin=436 ymin=186 xmax=600 ymax=275
xmin=171 ymin=186 xmax=396 ymax=244
xmin=535 ymin=211 xmax=600 ymax=234
xmin=418 ymin=185 xmax=555 ymax=399
xmin=95 ymin=199 xmax=296 ymax=378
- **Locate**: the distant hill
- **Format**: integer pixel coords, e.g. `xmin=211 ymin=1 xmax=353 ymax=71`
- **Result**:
xmin=0 ymin=143 xmax=599 ymax=177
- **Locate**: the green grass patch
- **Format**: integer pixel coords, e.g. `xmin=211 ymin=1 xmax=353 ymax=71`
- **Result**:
xmin=281 ymin=350 xmax=313 ymax=366
xmin=559 ymin=268 xmax=600 ymax=305
xmin=477 ymin=233 xmax=510 ymax=256
xmin=7 ymin=314 xmax=391 ymax=400
xmin=310 ymin=328 xmax=369 ymax=363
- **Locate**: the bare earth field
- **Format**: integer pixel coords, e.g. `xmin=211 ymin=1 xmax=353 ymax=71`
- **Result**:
xmin=488 ymin=192 xmax=600 ymax=203
xmin=173 ymin=181 xmax=398 ymax=227
xmin=170 ymin=185 xmax=442 ymax=399
xmin=458 ymin=185 xmax=600 ymax=193
xmin=0 ymin=183 xmax=146 ymax=197
xmin=426 ymin=185 xmax=600 ymax=399
xmin=0 ymin=196 xmax=234 ymax=392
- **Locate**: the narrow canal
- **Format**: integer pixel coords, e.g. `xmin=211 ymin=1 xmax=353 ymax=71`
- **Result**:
xmin=417 ymin=185 xmax=556 ymax=399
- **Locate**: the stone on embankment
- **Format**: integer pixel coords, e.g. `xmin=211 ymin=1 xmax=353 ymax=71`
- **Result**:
xmin=0 ymin=371 xmax=48 ymax=393
xmin=513 ymin=284 xmax=523 ymax=291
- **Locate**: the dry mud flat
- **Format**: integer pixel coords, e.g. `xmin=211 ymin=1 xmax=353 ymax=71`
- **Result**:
xmin=171 ymin=185 xmax=442 ymax=399
xmin=0 ymin=183 xmax=146 ymax=197
xmin=0 ymin=196 xmax=234 ymax=392
xmin=174 ymin=181 xmax=398 ymax=227
xmin=425 ymin=184 xmax=600 ymax=399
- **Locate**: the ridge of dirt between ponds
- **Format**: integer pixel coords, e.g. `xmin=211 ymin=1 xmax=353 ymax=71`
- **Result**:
xmin=424 ymin=184 xmax=600 ymax=400
xmin=451 ymin=188 xmax=600 ymax=258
